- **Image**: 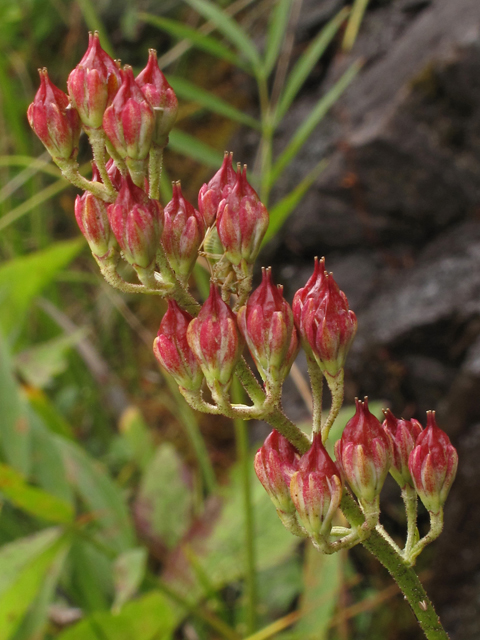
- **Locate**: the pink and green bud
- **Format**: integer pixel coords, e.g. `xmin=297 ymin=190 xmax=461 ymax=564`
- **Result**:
xmin=216 ymin=164 xmax=269 ymax=266
xmin=186 ymin=285 xmax=244 ymax=390
xmin=409 ymin=412 xmax=458 ymax=514
xmin=335 ymin=398 xmax=393 ymax=506
xmin=67 ymin=31 xmax=122 ymax=130
xmin=290 ymin=434 xmax=343 ymax=537
xmin=237 ymin=268 xmax=299 ymax=389
xmin=103 ymin=66 xmax=155 ymax=167
xmin=162 ymin=182 xmax=205 ymax=280
xmin=292 ymin=258 xmax=357 ymax=377
xmin=198 ymin=152 xmax=236 ymax=227
xmin=136 ymin=49 xmax=178 ymax=147
xmin=75 ymin=191 xmax=115 ymax=258
xmin=254 ymin=430 xmax=300 ymax=517
xmin=153 ymin=300 xmax=204 ymax=392
xmin=27 ymin=68 xmax=81 ymax=162
xmin=383 ymin=409 xmax=422 ymax=489
xmin=108 ymin=175 xmax=163 ymax=268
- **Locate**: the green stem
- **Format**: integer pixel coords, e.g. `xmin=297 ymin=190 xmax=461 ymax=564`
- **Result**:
xmin=57 ymin=158 xmax=115 ymax=202
xmin=88 ymin=127 xmax=116 ymax=198
xmin=322 ymin=369 xmax=344 ymax=441
xmin=148 ymin=144 xmax=164 ymax=200
xmin=407 ymin=510 xmax=444 ymax=567
xmin=306 ymin=354 xmax=323 ymax=435
xmin=402 ymin=484 xmax=419 ymax=558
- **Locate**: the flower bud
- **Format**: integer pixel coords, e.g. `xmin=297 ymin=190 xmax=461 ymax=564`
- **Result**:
xmin=383 ymin=409 xmax=422 ymax=489
xmin=67 ymin=31 xmax=122 ymax=130
xmin=108 ymin=175 xmax=163 ymax=268
xmin=27 ymin=68 xmax=81 ymax=162
xmin=216 ymin=164 xmax=269 ymax=267
xmin=292 ymin=258 xmax=357 ymax=377
xmin=290 ymin=434 xmax=343 ymax=537
xmin=237 ymin=268 xmax=299 ymax=389
xmin=75 ymin=191 xmax=114 ymax=258
xmin=186 ymin=285 xmax=244 ymax=390
xmin=136 ymin=50 xmax=178 ymax=147
xmin=162 ymin=182 xmax=205 ymax=280
xmin=409 ymin=412 xmax=458 ymax=514
xmin=198 ymin=152 xmax=236 ymax=227
xmin=335 ymin=398 xmax=393 ymax=506
xmin=153 ymin=300 xmax=204 ymax=391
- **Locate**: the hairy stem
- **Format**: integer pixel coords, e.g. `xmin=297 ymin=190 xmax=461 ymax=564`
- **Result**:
xmin=322 ymin=369 xmax=344 ymax=441
xmin=57 ymin=158 xmax=115 ymax=202
xmin=407 ymin=510 xmax=444 ymax=567
xmin=88 ymin=128 xmax=116 ymax=198
xmin=402 ymin=484 xmax=419 ymax=559
xmin=148 ymin=144 xmax=164 ymax=200
xmin=306 ymin=353 xmax=323 ymax=435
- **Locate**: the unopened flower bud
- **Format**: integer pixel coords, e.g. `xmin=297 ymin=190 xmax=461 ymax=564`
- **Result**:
xmin=108 ymin=175 xmax=163 ymax=268
xmin=383 ymin=409 xmax=422 ymax=489
xmin=67 ymin=31 xmax=122 ymax=130
xmin=216 ymin=164 xmax=269 ymax=267
xmin=292 ymin=258 xmax=357 ymax=377
xmin=409 ymin=412 xmax=458 ymax=514
xmin=153 ymin=300 xmax=204 ymax=392
xmin=237 ymin=268 xmax=299 ymax=390
xmin=198 ymin=152 xmax=236 ymax=227
xmin=335 ymin=398 xmax=393 ymax=507
xmin=186 ymin=285 xmax=244 ymax=390
xmin=290 ymin=434 xmax=343 ymax=538
xmin=28 ymin=68 xmax=81 ymax=162
xmin=136 ymin=49 xmax=178 ymax=147
xmin=75 ymin=191 xmax=115 ymax=258
xmin=162 ymin=182 xmax=205 ymax=280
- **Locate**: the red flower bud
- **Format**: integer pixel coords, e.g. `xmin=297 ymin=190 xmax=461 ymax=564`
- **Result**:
xmin=216 ymin=164 xmax=269 ymax=266
xmin=335 ymin=398 xmax=393 ymax=505
xmin=162 ymin=182 xmax=205 ymax=280
xmin=254 ymin=430 xmax=300 ymax=516
xmin=105 ymin=158 xmax=123 ymax=191
xmin=67 ymin=31 xmax=122 ymax=130
xmin=153 ymin=300 xmax=204 ymax=392
xmin=108 ymin=175 xmax=163 ymax=268
xmin=136 ymin=50 xmax=178 ymax=147
xmin=186 ymin=285 xmax=244 ymax=390
xmin=103 ymin=66 xmax=155 ymax=163
xmin=237 ymin=268 xmax=299 ymax=389
xmin=383 ymin=409 xmax=422 ymax=489
xmin=198 ymin=152 xmax=236 ymax=227
xmin=27 ymin=68 xmax=81 ymax=162
xmin=409 ymin=412 xmax=458 ymax=514
xmin=290 ymin=434 xmax=343 ymax=537
xmin=75 ymin=191 xmax=115 ymax=258
xmin=292 ymin=258 xmax=357 ymax=376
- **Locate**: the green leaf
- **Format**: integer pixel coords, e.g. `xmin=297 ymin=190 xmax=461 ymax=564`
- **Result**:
xmin=275 ymin=7 xmax=349 ymax=124
xmin=183 ymin=0 xmax=262 ymax=70
xmin=0 ymin=528 xmax=70 ymax=640
xmin=57 ymin=591 xmax=176 ymax=640
xmin=137 ymin=13 xmax=245 ymax=69
xmin=169 ymin=76 xmax=260 ymax=130
xmin=0 ymin=51 xmax=29 ymax=154
xmin=117 ymin=407 xmax=155 ymax=471
xmin=168 ymin=130 xmax=224 ymax=167
xmin=66 ymin=538 xmax=113 ymax=613
xmin=0 ymin=463 xmax=74 ymax=524
xmin=0 ymin=238 xmax=84 ymax=336
xmin=270 ymin=60 xmax=362 ymax=186
xmin=263 ymin=159 xmax=327 ymax=245
xmin=26 ymin=387 xmax=74 ymax=440
xmin=263 ymin=0 xmax=293 ymax=76
xmin=112 ymin=548 xmax=148 ymax=612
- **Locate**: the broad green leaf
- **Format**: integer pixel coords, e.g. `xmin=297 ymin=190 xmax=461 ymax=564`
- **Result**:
xmin=0 ymin=238 xmax=84 ymax=335
xmin=57 ymin=591 xmax=177 ymax=640
xmin=65 ymin=538 xmax=113 ymax=613
xmin=117 ymin=407 xmax=155 ymax=471
xmin=137 ymin=13 xmax=245 ymax=68
xmin=55 ymin=437 xmax=135 ymax=553
xmin=112 ymin=548 xmax=148 ymax=612
xmin=169 ymin=130 xmax=224 ymax=168
xmin=0 ymin=528 xmax=70 ymax=640
xmin=169 ymin=76 xmax=260 ymax=130
xmin=183 ymin=0 xmax=262 ymax=71
xmin=263 ymin=159 xmax=327 ymax=245
xmin=275 ymin=7 xmax=349 ymax=123
xmin=270 ymin=61 xmax=362 ymax=186
xmin=15 ymin=329 xmax=88 ymax=389
xmin=26 ymin=387 xmax=74 ymax=439
xmin=0 ymin=463 xmax=74 ymax=524
xmin=263 ymin=0 xmax=293 ymax=76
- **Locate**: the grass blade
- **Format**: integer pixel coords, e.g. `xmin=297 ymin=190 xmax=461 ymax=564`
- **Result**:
xmin=75 ymin=0 xmax=115 ymax=57
xmin=169 ymin=130 xmax=224 ymax=167
xmin=343 ymin=0 xmax=371 ymax=52
xmin=275 ymin=7 xmax=349 ymax=124
xmin=263 ymin=0 xmax=293 ymax=76
xmin=270 ymin=60 xmax=361 ymax=186
xmin=169 ymin=76 xmax=261 ymax=130
xmin=138 ymin=13 xmax=246 ymax=69
xmin=183 ymin=0 xmax=262 ymax=71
